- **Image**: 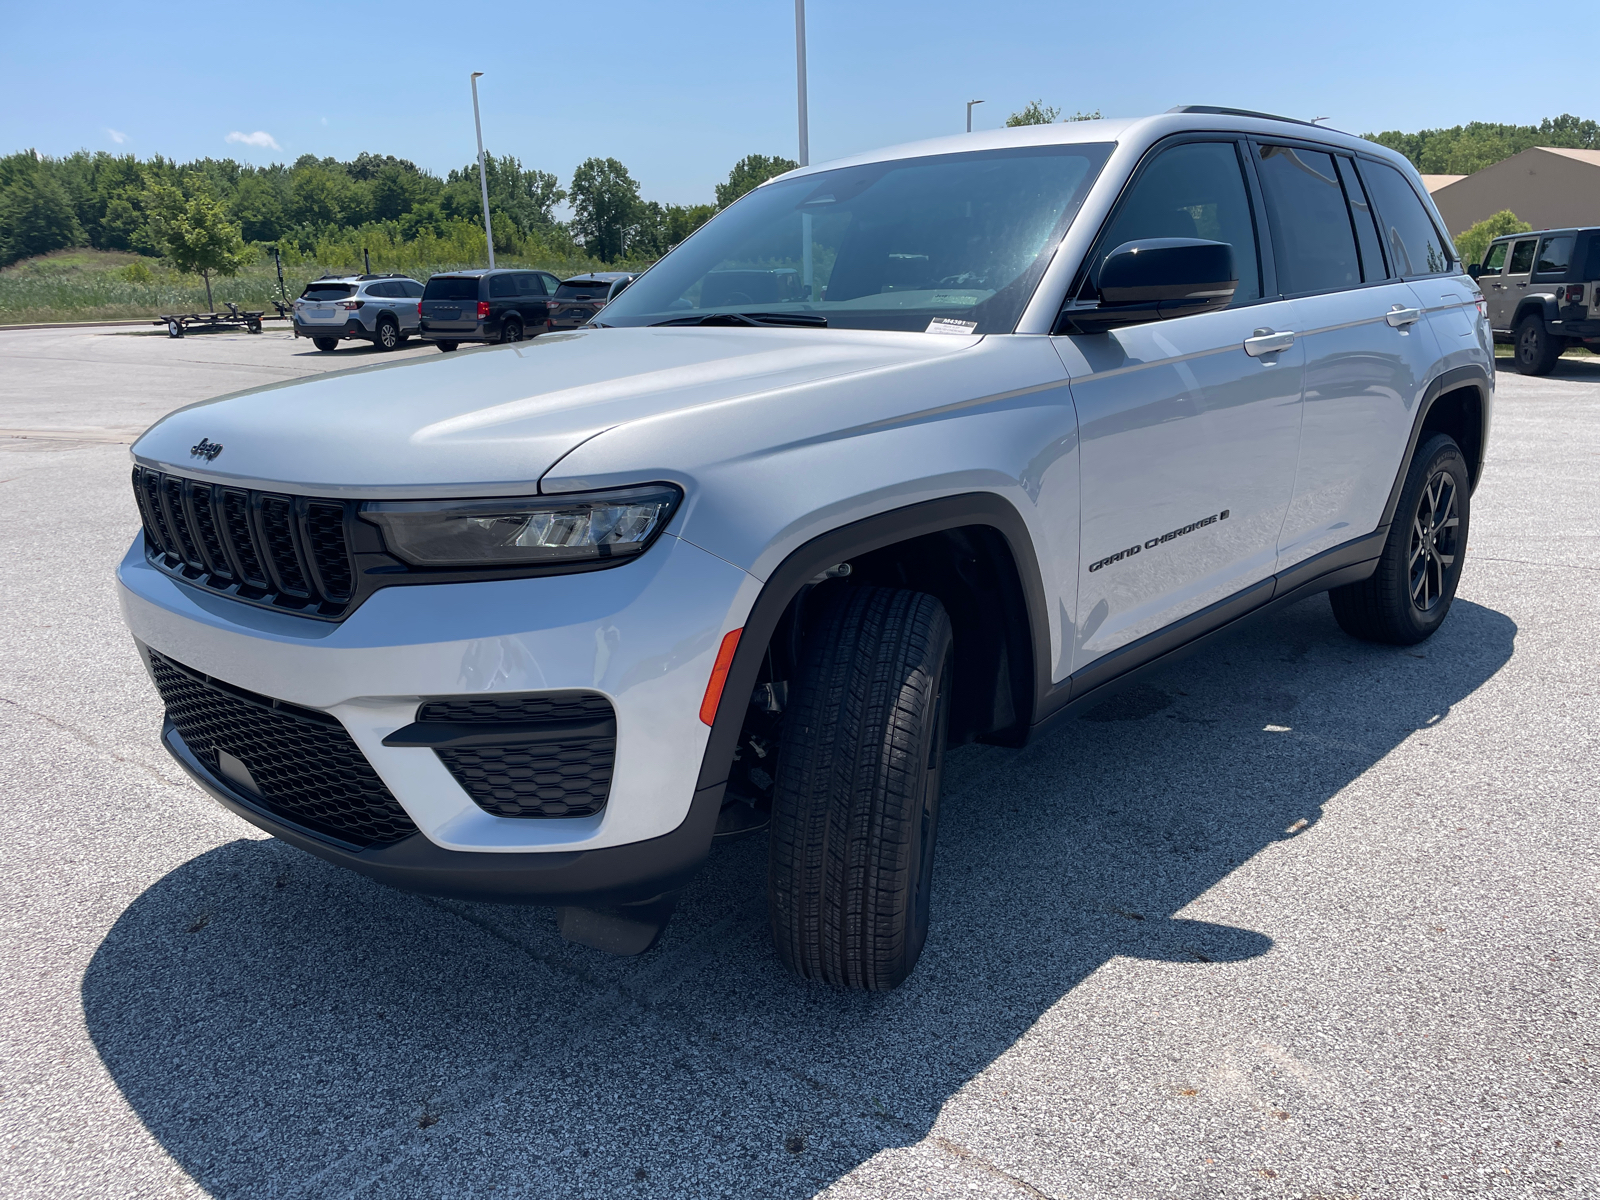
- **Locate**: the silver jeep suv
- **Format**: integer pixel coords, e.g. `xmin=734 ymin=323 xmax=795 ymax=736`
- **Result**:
xmin=293 ymin=274 xmax=425 ymax=352
xmin=121 ymin=106 xmax=1491 ymax=989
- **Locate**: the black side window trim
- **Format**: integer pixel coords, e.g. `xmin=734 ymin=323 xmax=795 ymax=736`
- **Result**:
xmin=1058 ymin=133 xmax=1271 ymax=328
xmin=1350 ymin=156 xmax=1459 ymax=281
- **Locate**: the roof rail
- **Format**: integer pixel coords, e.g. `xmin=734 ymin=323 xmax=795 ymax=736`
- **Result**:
xmin=1167 ymin=105 xmax=1315 ymax=128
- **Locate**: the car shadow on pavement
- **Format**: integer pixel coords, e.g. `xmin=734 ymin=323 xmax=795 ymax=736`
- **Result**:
xmin=82 ymin=595 xmax=1516 ymax=1199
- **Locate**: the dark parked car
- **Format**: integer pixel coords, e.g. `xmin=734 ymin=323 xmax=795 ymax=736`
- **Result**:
xmin=1470 ymin=226 xmax=1600 ymax=374
xmin=419 ymin=268 xmax=564 ymax=352
xmin=548 ymin=272 xmax=638 ymax=330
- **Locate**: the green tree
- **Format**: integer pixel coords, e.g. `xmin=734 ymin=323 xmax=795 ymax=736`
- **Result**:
xmin=1452 ymin=209 xmax=1533 ymax=268
xmin=1007 ymin=100 xmax=1061 ymax=126
xmin=231 ymin=175 xmax=285 ymax=242
xmin=145 ymin=181 xmax=249 ymax=311
xmin=0 ymin=171 xmax=85 ymax=265
xmin=715 ymin=154 xmax=799 ymax=209
xmin=1365 ymin=114 xmax=1600 ymax=174
xmin=569 ymin=156 xmax=641 ymax=261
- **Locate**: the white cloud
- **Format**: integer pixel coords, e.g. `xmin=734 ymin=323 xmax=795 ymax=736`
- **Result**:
xmin=226 ymin=130 xmax=281 ymax=150
xmin=320 ymin=117 xmax=328 ymax=126
xmin=107 ymin=128 xmax=128 ymax=144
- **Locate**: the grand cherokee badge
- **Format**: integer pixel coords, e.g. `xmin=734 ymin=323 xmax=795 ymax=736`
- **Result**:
xmin=190 ymin=439 xmax=224 ymax=461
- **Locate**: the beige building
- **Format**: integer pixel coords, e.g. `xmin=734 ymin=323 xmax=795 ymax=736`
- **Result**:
xmin=1425 ymin=146 xmax=1600 ymax=235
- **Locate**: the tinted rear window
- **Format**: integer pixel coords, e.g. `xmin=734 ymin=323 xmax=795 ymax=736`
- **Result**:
xmin=1586 ymin=236 xmax=1600 ymax=281
xmin=1535 ymin=235 xmax=1575 ymax=275
xmin=301 ymin=283 xmax=354 ymax=300
xmin=1255 ymin=145 xmax=1361 ymax=294
xmin=424 ymin=277 xmax=480 ymax=301
xmin=557 ymin=281 xmax=606 ymax=298
xmin=1360 ymin=161 xmax=1454 ymax=276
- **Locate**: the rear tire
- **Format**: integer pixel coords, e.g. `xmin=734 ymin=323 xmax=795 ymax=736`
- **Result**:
xmin=375 ymin=316 xmax=400 ymax=351
xmin=1328 ymin=433 xmax=1470 ymax=645
xmin=501 ymin=318 xmax=523 ymax=343
xmin=312 ymin=337 xmax=339 ymax=352
xmin=1514 ymin=313 xmax=1564 ymax=375
xmin=436 ymin=341 xmax=458 ymax=353
xmin=768 ymin=586 xmax=953 ymax=990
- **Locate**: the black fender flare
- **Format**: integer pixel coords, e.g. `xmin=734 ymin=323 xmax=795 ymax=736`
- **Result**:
xmin=1380 ymin=363 xmax=1492 ymax=520
xmin=693 ymin=492 xmax=1053 ymax=792
xmin=1511 ymin=294 xmax=1560 ymax=331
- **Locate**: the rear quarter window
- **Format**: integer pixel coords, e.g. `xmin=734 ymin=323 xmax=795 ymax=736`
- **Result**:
xmin=423 ymin=277 xmax=479 ymax=301
xmin=1535 ymin=235 xmax=1575 ymax=276
xmin=1585 ymin=236 xmax=1600 ymax=281
xmin=1360 ymin=161 xmax=1455 ymax=276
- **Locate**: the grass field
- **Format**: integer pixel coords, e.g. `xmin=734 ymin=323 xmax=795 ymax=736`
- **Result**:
xmin=0 ymin=246 xmax=638 ymax=325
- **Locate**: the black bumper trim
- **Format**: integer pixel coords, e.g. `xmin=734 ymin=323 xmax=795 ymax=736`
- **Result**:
xmin=162 ymin=719 xmax=723 ymax=905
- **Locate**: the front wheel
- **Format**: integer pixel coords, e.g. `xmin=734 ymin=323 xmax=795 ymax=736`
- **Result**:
xmin=1329 ymin=432 xmax=1470 ymax=645
xmin=1514 ymin=313 xmax=1564 ymax=375
xmin=768 ymin=586 xmax=953 ymax=990
xmin=312 ymin=337 xmax=339 ymax=352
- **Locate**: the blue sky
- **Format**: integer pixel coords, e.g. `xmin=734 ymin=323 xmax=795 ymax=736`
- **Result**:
xmin=1 ymin=0 xmax=1587 ymax=207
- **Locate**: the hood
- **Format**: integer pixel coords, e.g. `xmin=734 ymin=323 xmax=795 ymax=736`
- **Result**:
xmin=131 ymin=327 xmax=979 ymax=497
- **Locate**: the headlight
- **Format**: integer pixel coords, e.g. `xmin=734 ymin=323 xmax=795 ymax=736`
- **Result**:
xmin=359 ymin=485 xmax=680 ymax=568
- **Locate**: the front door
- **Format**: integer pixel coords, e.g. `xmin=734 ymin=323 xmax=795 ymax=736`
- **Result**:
xmin=1052 ymin=138 xmax=1305 ymax=673
xmin=1495 ymin=237 xmax=1539 ymax=332
xmin=1477 ymin=239 xmax=1510 ymax=326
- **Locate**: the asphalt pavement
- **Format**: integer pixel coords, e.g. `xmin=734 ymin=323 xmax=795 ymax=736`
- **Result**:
xmin=1 ymin=326 xmax=1596 ymax=1199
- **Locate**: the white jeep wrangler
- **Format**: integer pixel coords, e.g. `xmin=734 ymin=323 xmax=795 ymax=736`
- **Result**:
xmin=119 ymin=107 xmax=1491 ymax=988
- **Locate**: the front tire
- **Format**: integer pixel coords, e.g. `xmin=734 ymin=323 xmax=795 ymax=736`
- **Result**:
xmin=1329 ymin=433 xmax=1470 ymax=645
xmin=768 ymin=587 xmax=953 ymax=990
xmin=312 ymin=337 xmax=339 ymax=352
xmin=1514 ymin=313 xmax=1564 ymax=375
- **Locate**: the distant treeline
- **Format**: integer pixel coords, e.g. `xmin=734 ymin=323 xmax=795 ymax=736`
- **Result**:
xmin=1363 ymin=113 xmax=1598 ymax=175
xmin=0 ymin=147 xmax=799 ymax=270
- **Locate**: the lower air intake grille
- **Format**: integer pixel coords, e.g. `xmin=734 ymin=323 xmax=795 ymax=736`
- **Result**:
xmin=148 ymin=650 xmax=417 ymax=846
xmin=419 ymin=692 xmax=616 ymax=819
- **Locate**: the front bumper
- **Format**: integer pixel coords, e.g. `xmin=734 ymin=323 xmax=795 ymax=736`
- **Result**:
xmin=118 ymin=531 xmax=758 ymax=875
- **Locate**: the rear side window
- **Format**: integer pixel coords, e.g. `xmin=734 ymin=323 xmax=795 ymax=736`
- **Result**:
xmin=1507 ymin=240 xmax=1537 ymax=274
xmin=1090 ymin=140 xmax=1262 ymax=305
xmin=1254 ymin=145 xmax=1361 ymax=295
xmin=515 ymin=273 xmax=547 ymax=296
xmin=489 ymin=273 xmax=518 ymax=298
xmin=423 ymin=277 xmax=479 ymax=301
xmin=1336 ymin=157 xmax=1388 ymax=281
xmin=1361 ymin=161 xmax=1454 ymax=276
xmin=1480 ymin=242 xmax=1509 ymax=275
xmin=557 ymin=281 xmax=605 ymax=299
xmin=301 ymin=283 xmax=354 ymax=300
xmin=1535 ymin=235 xmax=1575 ymax=276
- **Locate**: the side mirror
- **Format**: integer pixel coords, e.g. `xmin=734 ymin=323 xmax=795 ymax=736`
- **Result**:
xmin=1467 ymin=263 xmax=1483 ymax=280
xmin=1065 ymin=238 xmax=1237 ymax=332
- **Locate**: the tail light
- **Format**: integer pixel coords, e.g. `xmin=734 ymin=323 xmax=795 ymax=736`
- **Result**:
xmin=417 ymin=302 xmax=423 ymax=317
xmin=339 ymin=300 xmax=364 ymax=310
xmin=1564 ymin=285 xmax=1585 ymax=303
xmin=546 ymin=300 xmax=559 ymax=312
xmin=477 ymin=301 xmax=490 ymax=320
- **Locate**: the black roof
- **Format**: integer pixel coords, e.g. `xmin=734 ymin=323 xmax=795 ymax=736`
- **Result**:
xmin=428 ymin=267 xmax=559 ymax=278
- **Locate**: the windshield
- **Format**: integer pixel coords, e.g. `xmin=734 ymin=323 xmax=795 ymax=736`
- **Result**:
xmin=599 ymin=143 xmax=1112 ymax=334
xmin=300 ymin=284 xmax=354 ymax=300
xmin=423 ymin=277 xmax=480 ymax=301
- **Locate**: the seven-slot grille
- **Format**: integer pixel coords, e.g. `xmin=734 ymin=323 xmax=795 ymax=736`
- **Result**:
xmin=132 ymin=466 xmax=356 ymax=619
xmin=148 ymin=650 xmax=417 ymax=847
xmin=416 ymin=693 xmax=617 ymax=820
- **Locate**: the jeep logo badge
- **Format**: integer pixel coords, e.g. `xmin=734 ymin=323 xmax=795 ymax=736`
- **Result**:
xmin=190 ymin=438 xmax=224 ymax=462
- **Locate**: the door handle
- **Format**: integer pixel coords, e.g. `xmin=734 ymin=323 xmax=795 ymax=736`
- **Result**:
xmin=1385 ymin=305 xmax=1422 ymax=328
xmin=1243 ymin=328 xmax=1295 ymax=357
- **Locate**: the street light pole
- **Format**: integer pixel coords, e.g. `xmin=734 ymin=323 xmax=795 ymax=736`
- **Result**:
xmin=794 ymin=0 xmax=809 ymax=167
xmin=470 ymin=72 xmax=495 ymax=269
xmin=966 ymin=99 xmax=985 ymax=133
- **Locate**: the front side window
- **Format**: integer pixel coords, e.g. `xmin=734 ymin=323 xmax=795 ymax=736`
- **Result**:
xmin=1085 ymin=140 xmax=1262 ymax=306
xmin=1480 ymin=242 xmax=1509 ymax=275
xmin=598 ymin=143 xmax=1113 ymax=333
xmin=1361 ymin=161 xmax=1454 ymax=276
xmin=1534 ymin=235 xmax=1575 ymax=275
xmin=1255 ymin=145 xmax=1361 ymax=294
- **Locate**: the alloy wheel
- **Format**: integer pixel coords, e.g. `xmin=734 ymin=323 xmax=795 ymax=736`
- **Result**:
xmin=1518 ymin=324 xmax=1538 ymax=366
xmin=1408 ymin=469 xmax=1460 ymax=612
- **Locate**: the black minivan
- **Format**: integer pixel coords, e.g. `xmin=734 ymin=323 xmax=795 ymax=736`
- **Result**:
xmin=419 ymin=268 xmax=563 ymax=352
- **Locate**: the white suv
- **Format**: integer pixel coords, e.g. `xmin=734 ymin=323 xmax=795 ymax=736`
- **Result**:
xmin=119 ymin=107 xmax=1492 ymax=988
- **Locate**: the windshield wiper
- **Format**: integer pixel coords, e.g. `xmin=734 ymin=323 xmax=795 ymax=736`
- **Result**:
xmin=650 ymin=311 xmax=828 ymax=328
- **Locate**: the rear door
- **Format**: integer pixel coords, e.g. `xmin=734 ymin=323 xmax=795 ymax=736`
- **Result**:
xmin=1052 ymin=136 xmax=1305 ymax=671
xmin=1261 ymin=145 xmax=1443 ymax=567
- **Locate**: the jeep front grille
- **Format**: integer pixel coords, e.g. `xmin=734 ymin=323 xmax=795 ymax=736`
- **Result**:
xmin=148 ymin=650 xmax=417 ymax=847
xmin=132 ymin=466 xmax=356 ymax=619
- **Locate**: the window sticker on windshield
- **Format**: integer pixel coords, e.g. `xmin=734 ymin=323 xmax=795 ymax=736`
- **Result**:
xmin=926 ymin=317 xmax=978 ymax=336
